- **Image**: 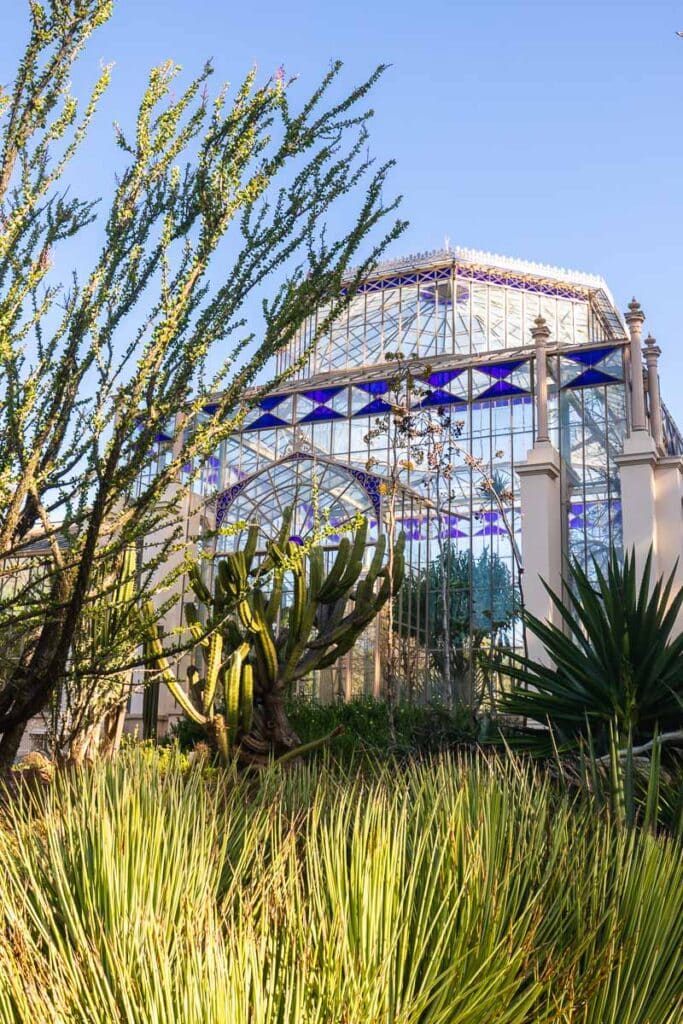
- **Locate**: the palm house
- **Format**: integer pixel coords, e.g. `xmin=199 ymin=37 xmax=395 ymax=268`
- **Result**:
xmin=156 ymin=246 xmax=683 ymax=716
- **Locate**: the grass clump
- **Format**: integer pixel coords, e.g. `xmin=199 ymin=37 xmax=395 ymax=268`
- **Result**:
xmin=0 ymin=751 xmax=681 ymax=1023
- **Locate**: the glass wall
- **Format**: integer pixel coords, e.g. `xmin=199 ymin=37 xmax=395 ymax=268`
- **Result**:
xmin=278 ymin=260 xmax=615 ymax=378
xmin=207 ymin=337 xmax=627 ymax=701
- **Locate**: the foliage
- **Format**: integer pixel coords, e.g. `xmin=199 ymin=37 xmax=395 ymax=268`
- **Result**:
xmin=285 ymin=695 xmax=480 ymax=763
xmin=0 ymin=0 xmax=404 ymax=766
xmin=570 ymin=725 xmax=683 ymax=840
xmin=499 ymin=548 xmax=683 ymax=750
xmin=396 ymin=545 xmax=517 ymax=703
xmin=147 ymin=514 xmax=405 ymax=761
xmin=0 ymin=751 xmax=681 ymax=1022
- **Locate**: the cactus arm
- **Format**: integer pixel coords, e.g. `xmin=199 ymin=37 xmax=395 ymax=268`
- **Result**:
xmin=224 ymin=643 xmax=249 ymax=745
xmin=309 ymin=547 xmax=324 ymax=599
xmin=335 ymin=519 xmax=368 ymax=592
xmin=265 ymin=572 xmax=283 ymax=624
xmin=316 ymin=538 xmax=351 ymax=603
xmin=188 ymin=564 xmax=212 ymax=605
xmin=146 ymin=633 xmax=205 ymax=725
xmin=243 ymin=523 xmax=259 ymax=569
xmin=184 ymin=602 xmax=209 ymax=647
xmin=285 ymin=553 xmax=306 ymax=661
xmin=202 ymin=631 xmax=223 ymax=715
xmin=240 ymin=664 xmax=254 ymax=734
xmin=282 ymin=596 xmax=318 ymax=682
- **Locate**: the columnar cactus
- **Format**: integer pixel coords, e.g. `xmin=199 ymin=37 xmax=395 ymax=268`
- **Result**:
xmin=145 ymin=512 xmax=405 ymax=761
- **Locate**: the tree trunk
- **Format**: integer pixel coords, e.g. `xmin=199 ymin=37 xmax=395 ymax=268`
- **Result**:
xmin=0 ymin=721 xmax=27 ymax=773
xmin=261 ymin=690 xmax=300 ymax=752
xmin=100 ymin=702 xmax=127 ymax=759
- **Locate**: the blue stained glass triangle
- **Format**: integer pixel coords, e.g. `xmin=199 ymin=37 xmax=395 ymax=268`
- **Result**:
xmin=475 ymin=524 xmax=508 ymax=536
xmin=479 ymin=359 xmax=527 ymax=380
xmin=244 ymin=412 xmax=287 ymax=431
xmin=356 ymin=380 xmax=389 ymax=395
xmin=302 ymin=386 xmax=344 ymax=404
xmin=423 ymin=368 xmax=464 ymax=387
xmin=202 ymin=402 xmax=220 ymax=414
xmin=562 ymin=369 xmax=619 ymax=389
xmin=476 ymin=381 xmax=529 ymax=400
xmin=154 ymin=432 xmax=172 ymax=443
xmin=259 ymin=393 xmax=286 ymax=410
xmin=354 ymin=398 xmax=392 ymax=417
xmin=564 ymin=346 xmax=616 ymax=367
xmin=298 ymin=405 xmax=344 ymax=424
xmin=420 ymin=389 xmax=466 ymax=408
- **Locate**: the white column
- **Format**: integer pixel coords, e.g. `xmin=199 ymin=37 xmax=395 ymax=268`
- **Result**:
xmin=616 ymin=299 xmax=658 ymax=571
xmin=644 ymin=334 xmax=664 ymax=453
xmin=531 ymin=314 xmax=551 ymax=442
xmin=625 ymin=297 xmax=647 ymax=433
xmin=654 ymin=456 xmax=683 ymax=630
xmin=516 ymin=315 xmax=562 ymax=664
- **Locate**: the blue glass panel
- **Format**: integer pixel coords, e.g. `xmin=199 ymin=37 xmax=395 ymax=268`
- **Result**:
xmin=562 ymin=369 xmax=619 ymax=389
xmin=479 ymin=359 xmax=527 ymax=380
xmin=353 ymin=398 xmax=392 ymax=417
xmin=302 ymin=386 xmax=344 ymax=404
xmin=476 ymin=381 xmax=529 ymax=400
xmin=357 ymin=380 xmax=389 ymax=395
xmin=423 ymin=368 xmax=463 ymax=387
xmin=298 ymin=405 xmax=344 ymax=424
xmin=420 ymin=389 xmax=467 ymax=408
xmin=202 ymin=402 xmax=220 ymax=414
xmin=564 ymin=346 xmax=616 ymax=367
xmin=154 ymin=432 xmax=172 ymax=443
xmin=244 ymin=412 xmax=287 ymax=431
xmin=420 ymin=288 xmax=452 ymax=307
xmin=259 ymin=393 xmax=286 ymax=410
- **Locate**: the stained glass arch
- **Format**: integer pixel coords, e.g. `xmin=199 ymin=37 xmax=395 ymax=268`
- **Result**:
xmin=214 ymin=453 xmax=382 ymax=551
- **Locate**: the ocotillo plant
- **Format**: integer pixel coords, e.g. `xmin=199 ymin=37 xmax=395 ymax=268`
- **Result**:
xmin=146 ymin=513 xmax=405 ymax=761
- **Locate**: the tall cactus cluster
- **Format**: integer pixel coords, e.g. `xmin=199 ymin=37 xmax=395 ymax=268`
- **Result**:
xmin=145 ymin=512 xmax=405 ymax=763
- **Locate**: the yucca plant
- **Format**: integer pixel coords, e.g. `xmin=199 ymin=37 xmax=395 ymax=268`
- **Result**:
xmin=500 ymin=547 xmax=683 ymax=751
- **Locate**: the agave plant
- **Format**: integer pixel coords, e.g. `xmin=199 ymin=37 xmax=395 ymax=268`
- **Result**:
xmin=499 ymin=548 xmax=683 ymax=750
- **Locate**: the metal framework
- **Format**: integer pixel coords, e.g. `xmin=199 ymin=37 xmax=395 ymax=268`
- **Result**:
xmin=167 ymin=247 xmax=680 ymax=702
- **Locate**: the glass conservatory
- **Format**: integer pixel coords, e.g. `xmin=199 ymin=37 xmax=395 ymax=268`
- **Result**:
xmin=176 ymin=247 xmax=683 ymax=704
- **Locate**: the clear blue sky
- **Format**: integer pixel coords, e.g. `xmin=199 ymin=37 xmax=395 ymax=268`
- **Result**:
xmin=3 ymin=0 xmax=683 ymax=420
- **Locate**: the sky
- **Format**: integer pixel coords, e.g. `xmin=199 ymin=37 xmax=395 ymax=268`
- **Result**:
xmin=3 ymin=0 xmax=683 ymax=420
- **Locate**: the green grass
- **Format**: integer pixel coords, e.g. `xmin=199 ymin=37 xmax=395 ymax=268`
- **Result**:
xmin=0 ymin=752 xmax=681 ymax=1023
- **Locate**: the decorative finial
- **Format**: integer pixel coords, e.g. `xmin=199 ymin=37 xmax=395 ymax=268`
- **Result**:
xmin=531 ymin=315 xmax=551 ymax=343
xmin=644 ymin=333 xmax=661 ymax=359
xmin=625 ymin=297 xmax=645 ymax=324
